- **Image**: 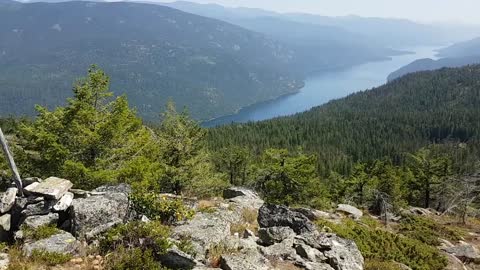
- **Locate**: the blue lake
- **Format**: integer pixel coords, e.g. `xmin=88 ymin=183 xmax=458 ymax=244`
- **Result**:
xmin=203 ymin=46 xmax=441 ymax=127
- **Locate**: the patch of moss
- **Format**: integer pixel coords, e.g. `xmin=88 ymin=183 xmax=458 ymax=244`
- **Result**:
xmin=22 ymin=224 xmax=60 ymax=241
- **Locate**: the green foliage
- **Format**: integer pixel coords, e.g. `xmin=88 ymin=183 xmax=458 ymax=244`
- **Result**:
xmin=407 ymin=147 xmax=453 ymax=208
xmin=29 ymin=250 xmax=72 ymax=266
xmin=365 ymin=259 xmax=405 ymax=270
xmin=105 ymin=247 xmax=167 ymax=270
xmin=255 ymin=149 xmax=330 ymax=208
xmin=157 ymin=101 xmax=228 ymax=196
xmin=176 ymin=236 xmax=197 ymax=258
xmin=318 ymin=219 xmax=448 ymax=270
xmin=398 ymin=215 xmax=463 ymax=246
xmin=22 ymin=225 xmax=60 ymax=241
xmin=214 ymin=146 xmax=250 ymax=186
xmin=130 ymin=192 xmax=195 ymax=225
xmin=18 ymin=66 xmax=157 ymax=189
xmin=100 ymin=221 xmax=171 ymax=255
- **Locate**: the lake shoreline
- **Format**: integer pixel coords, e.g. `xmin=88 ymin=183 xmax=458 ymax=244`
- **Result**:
xmin=203 ymin=46 xmax=444 ymax=128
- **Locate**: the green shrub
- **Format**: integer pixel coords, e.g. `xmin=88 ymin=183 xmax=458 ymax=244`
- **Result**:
xmin=365 ymin=259 xmax=404 ymax=270
xmin=22 ymin=224 xmax=60 ymax=241
xmin=100 ymin=221 xmax=171 ymax=255
xmin=105 ymin=247 xmax=167 ymax=270
xmin=318 ymin=219 xmax=447 ymax=270
xmin=30 ymin=250 xmax=72 ymax=266
xmin=130 ymin=192 xmax=195 ymax=225
xmin=398 ymin=215 xmax=462 ymax=246
xmin=177 ymin=235 xmax=197 ymax=258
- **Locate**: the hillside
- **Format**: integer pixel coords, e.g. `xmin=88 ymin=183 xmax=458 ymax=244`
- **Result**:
xmin=387 ymin=56 xmax=480 ymax=81
xmin=0 ymin=1 xmax=302 ymax=121
xmin=437 ymin=37 xmax=480 ymax=58
xmin=208 ymin=65 xmax=480 ymax=174
xmin=163 ymin=1 xmax=407 ymax=72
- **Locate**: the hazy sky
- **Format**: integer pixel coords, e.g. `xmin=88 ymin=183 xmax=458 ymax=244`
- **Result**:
xmin=156 ymin=0 xmax=480 ymax=24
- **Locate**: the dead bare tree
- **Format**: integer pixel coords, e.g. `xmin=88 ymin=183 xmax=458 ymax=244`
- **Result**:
xmin=440 ymin=175 xmax=480 ymax=224
xmin=0 ymin=127 xmax=23 ymax=195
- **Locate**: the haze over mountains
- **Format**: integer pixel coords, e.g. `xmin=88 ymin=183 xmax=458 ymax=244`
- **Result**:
xmin=388 ymin=37 xmax=480 ymax=81
xmin=1 ymin=0 xmax=479 ymax=121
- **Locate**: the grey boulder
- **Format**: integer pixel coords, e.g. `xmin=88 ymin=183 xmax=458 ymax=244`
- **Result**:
xmin=72 ymin=184 xmax=131 ymax=239
xmin=23 ymin=213 xmax=59 ymax=229
xmin=0 ymin=188 xmax=17 ymax=214
xmin=258 ymin=204 xmax=316 ymax=234
xmin=336 ymin=204 xmax=363 ymax=219
xmin=23 ymin=231 xmax=80 ymax=256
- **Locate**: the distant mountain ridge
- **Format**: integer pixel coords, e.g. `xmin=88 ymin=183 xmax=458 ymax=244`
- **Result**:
xmin=388 ymin=37 xmax=480 ymax=81
xmin=0 ymin=0 xmax=304 ymax=121
xmin=437 ymin=37 xmax=480 ymax=58
xmin=161 ymin=1 xmax=411 ymax=72
xmin=387 ymin=56 xmax=480 ymax=81
xmin=164 ymin=1 xmax=476 ymax=48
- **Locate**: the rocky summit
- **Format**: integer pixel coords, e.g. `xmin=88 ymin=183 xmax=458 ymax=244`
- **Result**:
xmin=0 ymin=177 xmax=365 ymax=270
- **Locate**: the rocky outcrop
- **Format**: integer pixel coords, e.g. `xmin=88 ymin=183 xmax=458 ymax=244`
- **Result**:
xmin=443 ymin=242 xmax=480 ymax=262
xmin=171 ymin=188 xmax=364 ymax=270
xmin=258 ymin=204 xmax=316 ymax=234
xmin=258 ymin=204 xmax=364 ymax=270
xmin=72 ymin=184 xmax=132 ymax=239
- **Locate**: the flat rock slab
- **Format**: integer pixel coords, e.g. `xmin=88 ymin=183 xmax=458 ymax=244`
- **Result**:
xmin=23 ymin=231 xmax=80 ymax=256
xmin=24 ymin=177 xmax=73 ymax=200
xmin=336 ymin=204 xmax=363 ymax=219
xmin=0 ymin=188 xmax=17 ymax=214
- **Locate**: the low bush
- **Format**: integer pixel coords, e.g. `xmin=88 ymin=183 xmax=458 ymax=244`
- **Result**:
xmin=318 ymin=219 xmax=448 ymax=270
xmin=130 ymin=192 xmax=195 ymax=224
xmin=365 ymin=259 xmax=405 ymax=270
xmin=100 ymin=221 xmax=171 ymax=255
xmin=398 ymin=214 xmax=463 ymax=246
xmin=22 ymin=224 xmax=60 ymax=241
xmin=105 ymin=247 xmax=167 ymax=270
xmin=30 ymin=250 xmax=72 ymax=266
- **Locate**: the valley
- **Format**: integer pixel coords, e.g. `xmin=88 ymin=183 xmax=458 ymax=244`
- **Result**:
xmin=203 ymin=46 xmax=440 ymax=126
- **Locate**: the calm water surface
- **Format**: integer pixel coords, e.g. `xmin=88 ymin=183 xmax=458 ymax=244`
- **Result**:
xmin=203 ymin=46 xmax=441 ymax=127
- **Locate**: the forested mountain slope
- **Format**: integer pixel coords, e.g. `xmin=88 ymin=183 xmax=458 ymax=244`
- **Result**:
xmin=0 ymin=1 xmax=302 ymax=121
xmin=208 ymin=65 xmax=480 ymax=174
xmin=387 ymin=56 xmax=480 ymax=81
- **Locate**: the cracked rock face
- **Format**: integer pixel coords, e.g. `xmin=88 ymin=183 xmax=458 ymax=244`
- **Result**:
xmin=170 ymin=189 xmax=364 ymax=270
xmin=257 ymin=204 xmax=364 ymax=270
xmin=72 ymin=185 xmax=132 ymax=239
